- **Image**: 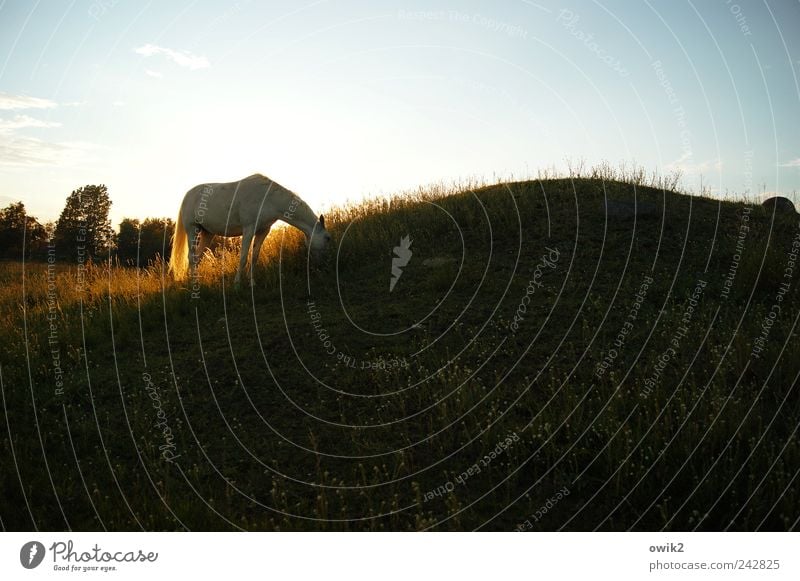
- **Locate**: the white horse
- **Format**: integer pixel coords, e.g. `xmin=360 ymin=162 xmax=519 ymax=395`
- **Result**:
xmin=169 ymin=173 xmax=331 ymax=285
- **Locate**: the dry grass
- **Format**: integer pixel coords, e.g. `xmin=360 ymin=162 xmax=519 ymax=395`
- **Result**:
xmin=4 ymin=164 xmax=797 ymax=531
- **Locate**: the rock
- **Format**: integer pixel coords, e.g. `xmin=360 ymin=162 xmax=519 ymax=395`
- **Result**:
xmin=605 ymin=199 xmax=658 ymax=219
xmin=761 ymin=196 xmax=796 ymax=214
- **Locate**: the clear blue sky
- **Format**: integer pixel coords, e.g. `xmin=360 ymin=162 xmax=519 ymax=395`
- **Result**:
xmin=1 ymin=0 xmax=798 ymax=227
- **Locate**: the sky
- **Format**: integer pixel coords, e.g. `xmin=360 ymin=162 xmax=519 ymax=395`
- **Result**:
xmin=0 ymin=0 xmax=798 ymax=227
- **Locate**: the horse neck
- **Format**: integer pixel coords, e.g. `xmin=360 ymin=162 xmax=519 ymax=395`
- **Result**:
xmin=281 ymin=196 xmax=318 ymax=237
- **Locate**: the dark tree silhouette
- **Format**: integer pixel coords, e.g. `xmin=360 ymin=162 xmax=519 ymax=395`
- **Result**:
xmin=0 ymin=201 xmax=48 ymax=260
xmin=116 ymin=217 xmax=174 ymax=266
xmin=54 ymin=184 xmax=114 ymax=261
xmin=116 ymin=218 xmax=140 ymax=264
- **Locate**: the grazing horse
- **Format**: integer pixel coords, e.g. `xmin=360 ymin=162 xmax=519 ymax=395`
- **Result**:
xmin=169 ymin=173 xmax=331 ymax=285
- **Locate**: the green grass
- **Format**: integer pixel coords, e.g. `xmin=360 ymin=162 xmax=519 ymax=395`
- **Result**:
xmin=2 ymin=174 xmax=799 ymax=531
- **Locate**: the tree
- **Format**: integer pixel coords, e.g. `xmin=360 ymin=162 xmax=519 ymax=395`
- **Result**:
xmin=116 ymin=218 xmax=140 ymax=264
xmin=54 ymin=185 xmax=114 ymax=261
xmin=139 ymin=217 xmax=174 ymax=263
xmin=116 ymin=217 xmax=174 ymax=266
xmin=0 ymin=202 xmax=48 ymax=260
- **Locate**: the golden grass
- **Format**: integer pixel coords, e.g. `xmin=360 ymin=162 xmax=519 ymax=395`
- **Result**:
xmin=1 ymin=163 xmax=692 ymax=346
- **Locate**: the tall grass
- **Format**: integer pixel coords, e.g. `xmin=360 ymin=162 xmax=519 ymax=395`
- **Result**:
xmin=2 ymin=165 xmax=799 ymax=531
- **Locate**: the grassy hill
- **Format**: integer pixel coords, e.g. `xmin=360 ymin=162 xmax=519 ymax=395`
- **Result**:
xmin=2 ymin=176 xmax=799 ymax=531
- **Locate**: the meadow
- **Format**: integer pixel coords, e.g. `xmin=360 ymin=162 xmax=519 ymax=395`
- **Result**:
xmin=1 ymin=168 xmax=799 ymax=531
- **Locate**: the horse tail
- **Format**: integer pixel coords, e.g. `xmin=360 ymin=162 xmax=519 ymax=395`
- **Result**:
xmin=169 ymin=206 xmax=188 ymax=279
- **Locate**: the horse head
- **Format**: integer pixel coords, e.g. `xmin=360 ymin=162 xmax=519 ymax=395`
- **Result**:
xmin=309 ymin=214 xmax=332 ymax=253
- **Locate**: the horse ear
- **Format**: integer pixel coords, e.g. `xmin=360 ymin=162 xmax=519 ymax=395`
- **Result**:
xmin=319 ymin=215 xmax=325 ymax=229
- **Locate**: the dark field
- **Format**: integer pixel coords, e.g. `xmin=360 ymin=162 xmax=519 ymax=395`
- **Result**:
xmin=2 ymin=176 xmax=799 ymax=531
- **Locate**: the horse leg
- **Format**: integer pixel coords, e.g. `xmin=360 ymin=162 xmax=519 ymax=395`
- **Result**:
xmin=196 ymin=229 xmax=213 ymax=264
xmin=249 ymin=224 xmax=273 ymax=285
xmin=234 ymin=224 xmax=256 ymax=287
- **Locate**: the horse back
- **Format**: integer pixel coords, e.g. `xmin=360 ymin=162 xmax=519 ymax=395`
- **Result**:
xmin=181 ymin=174 xmax=288 ymax=236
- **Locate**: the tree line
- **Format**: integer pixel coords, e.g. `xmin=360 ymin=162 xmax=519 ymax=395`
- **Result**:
xmin=0 ymin=184 xmax=175 ymax=265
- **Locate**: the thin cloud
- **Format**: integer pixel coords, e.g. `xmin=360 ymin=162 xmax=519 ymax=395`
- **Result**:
xmin=145 ymin=69 xmax=164 ymax=78
xmin=665 ymin=154 xmax=722 ymax=175
xmin=779 ymin=158 xmax=800 ymax=168
xmin=0 ymin=107 xmax=93 ymax=168
xmin=0 ymin=92 xmax=57 ymax=110
xmin=0 ymin=115 xmax=61 ymax=132
xmin=134 ymin=44 xmax=210 ymax=70
xmin=0 ymin=135 xmax=97 ymax=167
